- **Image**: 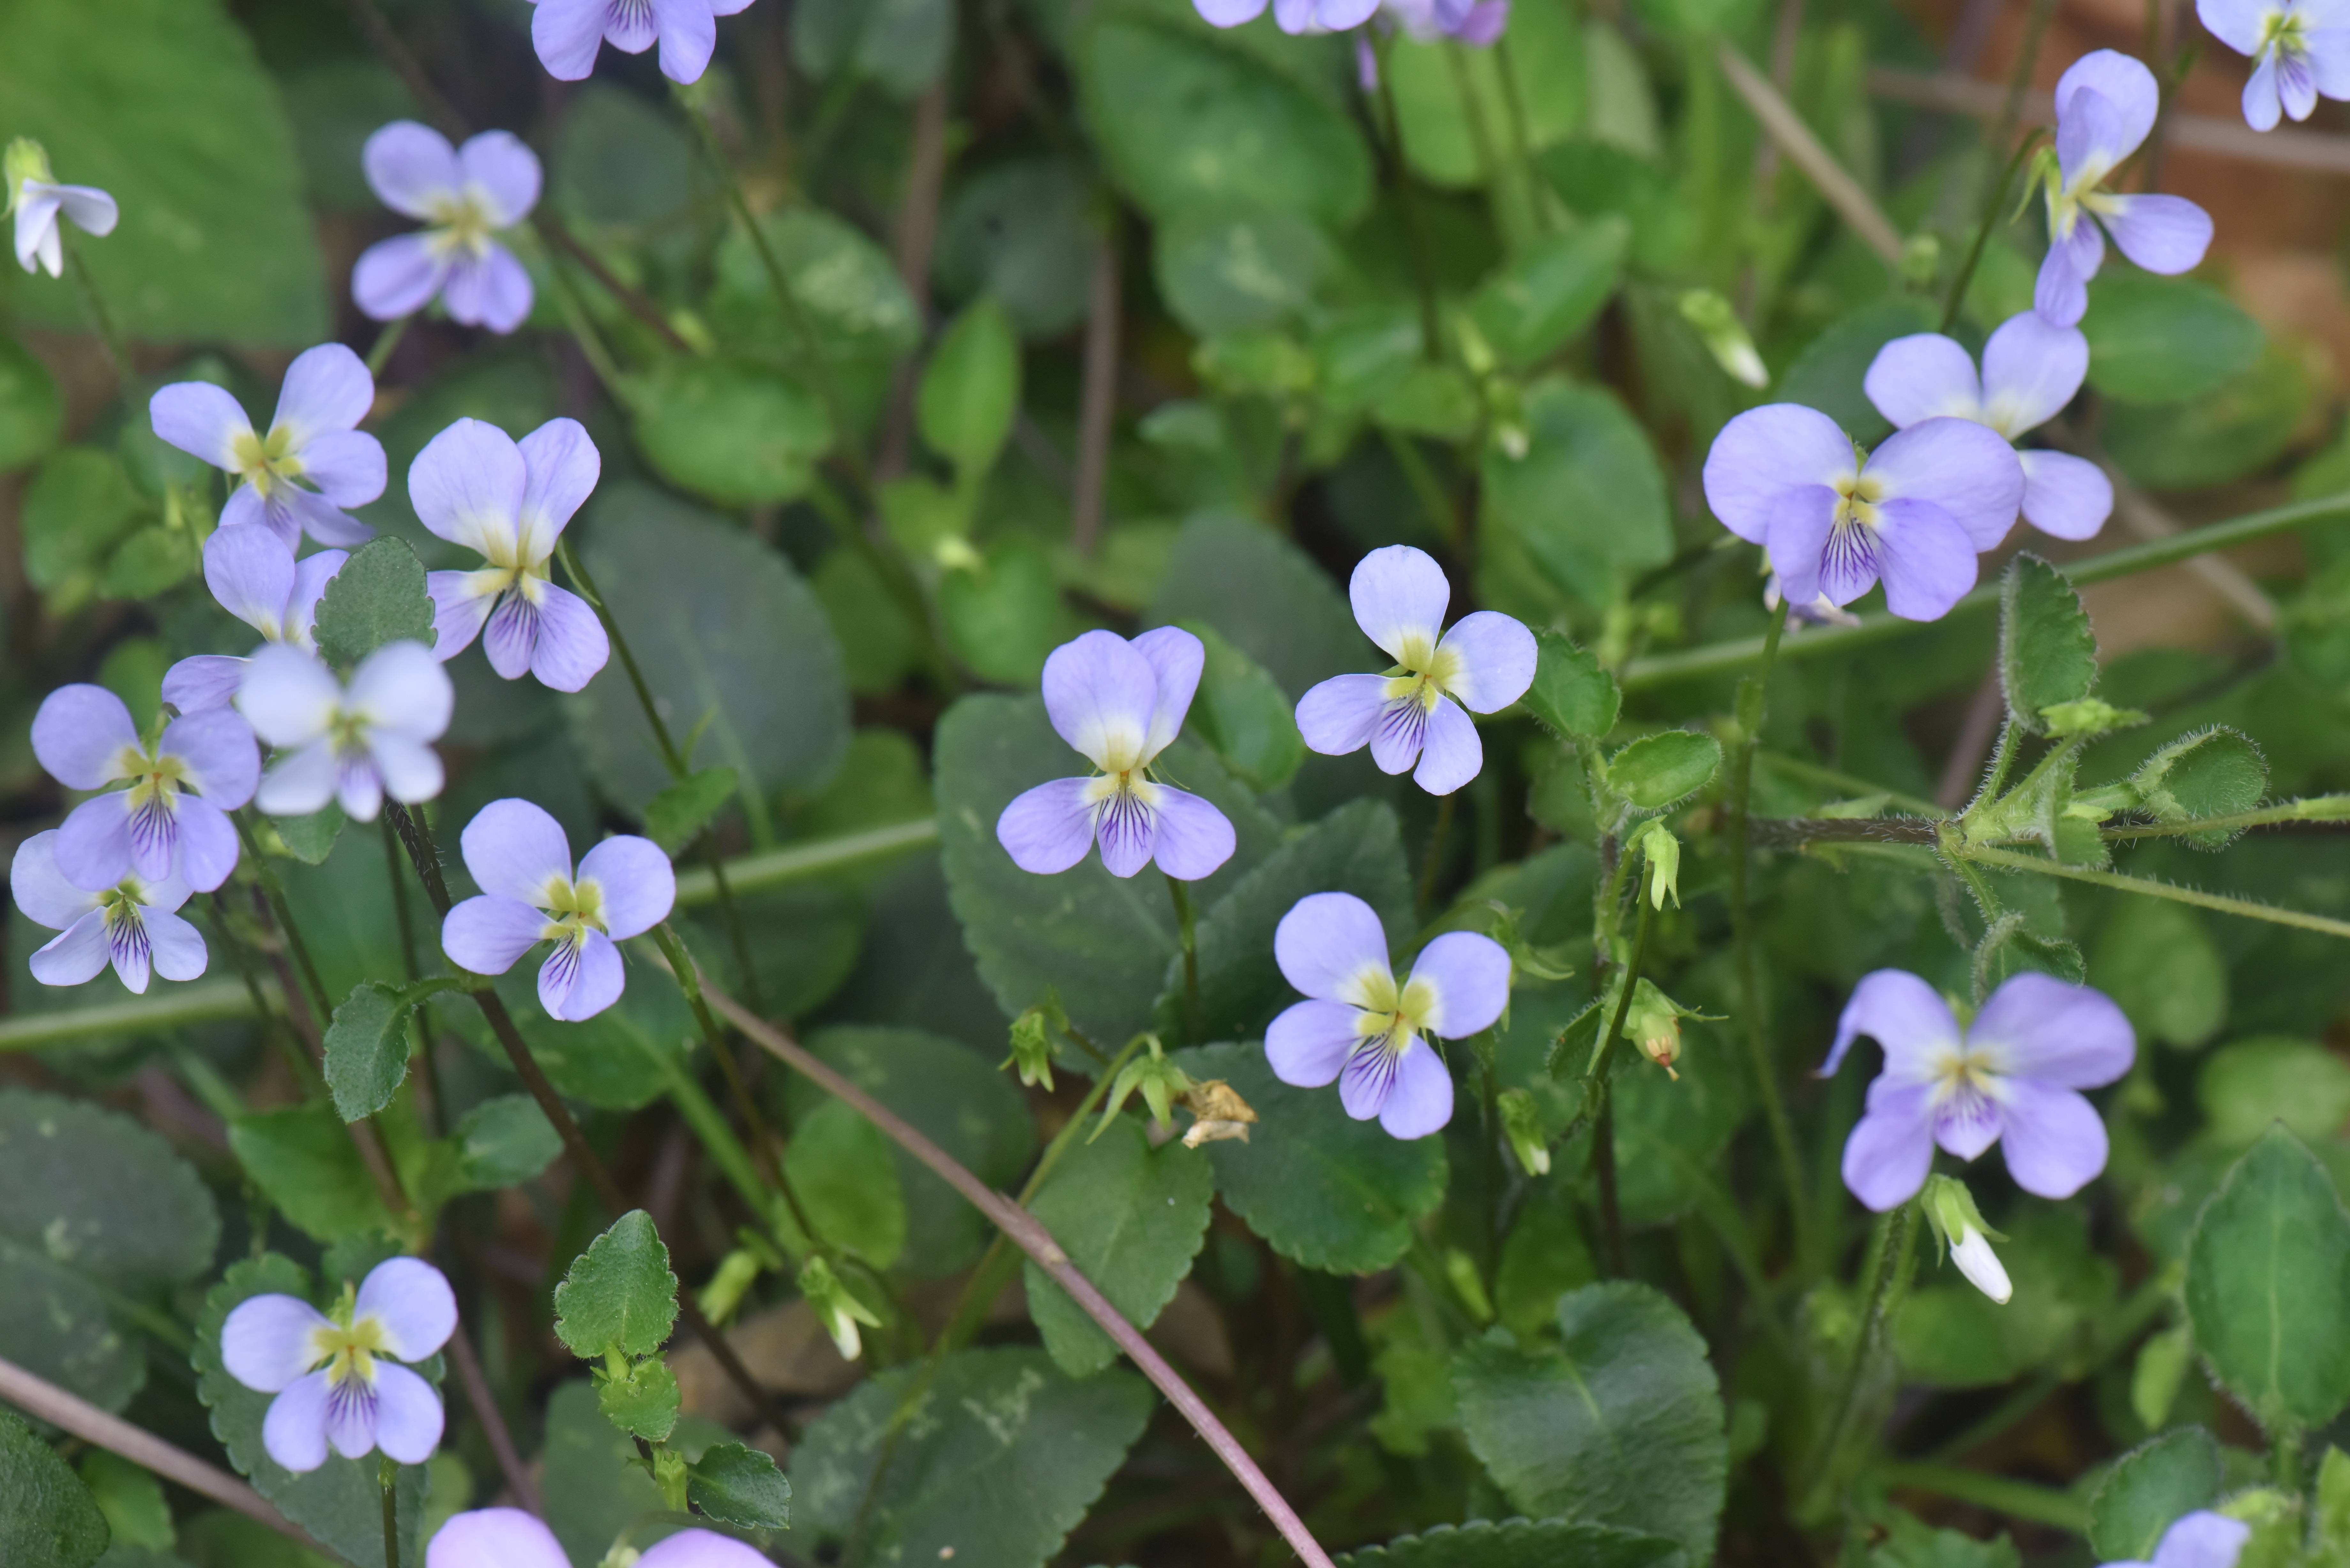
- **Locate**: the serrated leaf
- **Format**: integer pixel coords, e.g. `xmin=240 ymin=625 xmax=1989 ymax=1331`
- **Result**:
xmin=0 ymin=1406 xmax=109 ymax=1568
xmin=273 ymin=804 xmax=345 ymax=865
xmin=322 ymin=983 xmax=411 ymax=1123
xmin=1999 ymin=555 xmax=2098 ymax=735
xmin=2132 ymin=728 xmax=2266 ymax=846
xmin=554 ymin=1210 xmax=680 ymax=1360
xmin=227 ymin=1104 xmax=392 ymax=1243
xmin=1022 ymin=1116 xmax=1215 ymax=1377
xmin=1524 ymin=631 xmax=1620 ymax=741
xmin=642 ymin=766 xmax=739 ymax=855
xmin=687 ymin=1442 xmax=792 ymax=1530
xmin=1606 ymin=731 xmax=1720 ymax=811
xmin=311 ymin=539 xmax=435 ymax=671
xmin=595 ymin=1356 xmax=679 ymax=1441
xmin=2184 ymin=1126 xmax=2350 ymax=1432
xmin=2088 ymin=1427 xmax=2220 ymax=1562
xmin=1334 ymin=1519 xmax=1683 ymax=1568
xmin=918 ymin=296 xmax=1020 ymax=476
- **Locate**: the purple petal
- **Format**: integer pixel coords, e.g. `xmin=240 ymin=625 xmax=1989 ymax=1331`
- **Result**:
xmin=1997 ymin=1078 xmax=2110 ymax=1197
xmin=2056 ymin=52 xmax=2159 ymax=170
xmin=1434 ymin=611 xmax=1535 ymax=713
xmin=1864 ymin=333 xmax=1982 ymax=430
xmin=375 ymin=734 xmax=447 ymax=807
xmin=11 ymin=833 xmax=99 ymax=931
xmin=2096 ymin=193 xmax=2214 ymax=275
xmin=2280 ymin=48 xmax=2321 ymax=117
xmin=205 ymin=525 xmax=297 ymax=636
xmin=1842 ymin=1078 xmax=1937 ymax=1210
xmin=350 ymin=642 xmax=455 ymax=742
xmin=256 ymin=740 xmax=338 ymax=818
xmin=2306 ymin=25 xmax=2350 ymax=96
xmin=1348 ymin=544 xmax=1451 ymax=662
xmin=34 ymin=684 xmax=139 ymax=789
xmin=30 ymin=912 xmax=112 ymax=987
xmin=2018 ymin=449 xmax=2113 ymax=540
xmin=1195 ymin=0 xmax=1271 ymax=22
xmin=653 ymin=0 xmax=719 ymax=82
xmin=1368 ymin=696 xmax=1428 ymax=775
xmin=299 ymin=431 xmax=388 ymax=509
xmin=1316 ymin=0 xmax=1382 ymax=24
xmin=1972 ymin=972 xmax=2135 ymax=1088
xmin=275 ymin=486 xmax=376 ymax=550
xmin=1412 ymin=695 xmax=1482 ymax=795
xmin=237 ymin=645 xmax=340 ymax=748
xmin=1339 ymin=1037 xmax=1403 ymax=1119
xmin=2033 ymin=243 xmax=2090 ymax=328
xmin=427 ymin=570 xmax=499 ymax=661
xmin=997 ymin=777 xmax=1097 ymax=875
xmin=529 ymin=584 xmax=608 ymax=692
xmin=1453 ymin=1 xmax=1510 ymax=45
xmin=1296 ymin=673 xmax=1390 ymax=756
xmin=577 ymin=834 xmax=675 ymax=939
xmin=146 ymin=907 xmax=208 ymax=982
xmin=290 ymin=551 xmax=347 ymax=647
xmin=138 ymin=863 xmax=196 ymax=916
xmin=49 ymin=808 xmax=131 ymax=896
xmin=372 ymin=1363 xmax=444 ymax=1464
xmin=443 ymin=895 xmax=550 ymax=976
xmin=221 ymin=1293 xmax=333 ymax=1393
xmin=1130 ymin=626 xmax=1205 ymax=765
xmin=1356 ymin=33 xmax=1379 ymax=88
xmin=1148 ymin=784 xmax=1235 ymax=880
xmin=41 ymin=183 xmax=116 ymax=238
xmin=335 ymin=756 xmax=386 ymax=824
xmin=1095 ymin=786 xmax=1156 ymax=878
xmin=165 ymin=709 xmax=261 ymax=805
xmin=356 ymin=1257 xmax=457 ymax=1360
xmin=165 ymin=656 xmax=249 ymax=715
xmin=543 ymin=929 xmax=625 ymax=1021
xmin=1273 ymin=890 xmax=1391 ymax=1005
xmin=175 ymin=797 xmax=241 ymax=893
xmin=1041 ymin=630 xmax=1158 ymax=772
xmin=427 ymin=1510 xmax=571 ymax=1568
xmin=1266 ymin=999 xmax=1362 ymax=1087
xmin=1273 ymin=0 xmax=1314 ymax=32
xmin=1823 ymin=968 xmax=1959 ymax=1078
xmin=532 ymin=0 xmax=609 ymax=78
xmin=443 ymin=246 xmax=535 ymax=334
xmin=457 ymin=132 xmax=542 ymax=227
xmin=323 ymin=1370 xmax=380 ymax=1459
xmin=262 ymin=1371 xmax=333 ymax=1473
xmin=1701 ymin=403 xmax=1853 ymax=543
xmin=2197 ymin=0 xmax=2266 ymax=55
xmin=482 ymin=591 xmax=540 ymax=681
xmin=1933 ymin=1081 xmax=2005 ymax=1160
xmin=1866 ymin=416 xmax=2025 ymax=551
xmin=352 ymin=234 xmax=451 ymax=322
xmin=462 ymin=798 xmax=570 ymax=904
xmin=1762 ymin=485 xmax=1840 ymax=608
xmin=2243 ymin=50 xmax=2286 ymax=130
xmin=1981 ymin=311 xmax=2088 ymax=436
xmin=1873 ymin=498 xmax=1982 ymax=622
xmin=148 ymin=381 xmax=252 ymax=471
xmin=516 ymin=418 xmax=600 ymax=561
xmin=634 ymin=1531 xmax=778 ymax=1568
xmin=272 ymin=344 xmax=375 ymax=445
xmin=1406 ymin=930 xmax=1510 ymax=1037
xmin=1380 ymin=1038 xmax=1454 ymax=1139
xmin=364 ymin=121 xmax=462 ymax=219
xmin=2153 ymin=1511 xmax=2253 ymax=1568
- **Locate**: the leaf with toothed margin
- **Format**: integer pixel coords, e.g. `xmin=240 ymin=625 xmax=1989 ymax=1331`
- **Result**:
xmin=311 ymin=538 xmax=435 ymax=671
xmin=553 ymin=1210 xmax=679 ymax=1361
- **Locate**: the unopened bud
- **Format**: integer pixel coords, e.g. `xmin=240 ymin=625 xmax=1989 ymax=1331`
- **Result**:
xmin=1626 ymin=979 xmax=1682 ymax=1079
xmin=1678 ymin=288 xmax=1769 ymax=388
xmin=1922 ymin=1174 xmax=2010 ymax=1305
xmin=697 ymin=1248 xmax=762 ymax=1326
xmin=798 ymin=1256 xmax=882 ymax=1360
xmin=1628 ymin=819 xmax=1680 ymax=910
xmin=1098 ymin=1037 xmax=1196 ymax=1140
xmin=1003 ymin=1006 xmax=1056 ymax=1092
xmin=3 ymin=139 xmax=51 ymax=217
xmin=1498 ymin=1088 xmax=1550 ymax=1175
xmin=1181 ymin=1078 xmax=1258 ymax=1147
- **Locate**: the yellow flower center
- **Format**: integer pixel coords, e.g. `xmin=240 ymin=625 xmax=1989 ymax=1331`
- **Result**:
xmin=539 ymin=876 xmax=608 ymax=948
xmin=308 ymin=1284 xmax=391 ymax=1390
xmin=1352 ymin=967 xmax=1437 ymax=1053
xmin=424 ymin=191 xmax=498 ymax=260
xmin=116 ymin=744 xmax=188 ymax=815
xmin=1380 ymin=633 xmax=1466 ymax=713
xmin=1831 ymin=472 xmax=1886 ymax=533
xmin=229 ymin=426 xmax=305 ymax=497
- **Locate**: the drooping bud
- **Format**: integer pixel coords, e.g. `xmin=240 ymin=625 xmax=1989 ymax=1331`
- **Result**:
xmin=1097 ymin=1036 xmax=1197 ymax=1140
xmin=798 ymin=1255 xmax=883 ymax=1360
xmin=1181 ymin=1078 xmax=1258 ymax=1147
xmin=1498 ymin=1087 xmax=1550 ymax=1175
xmin=1677 ymin=289 xmax=1769 ymax=388
xmin=1003 ymin=1004 xmax=1058 ymax=1092
xmin=3 ymin=138 xmax=52 ymax=218
xmin=1922 ymin=1174 xmax=2010 ymax=1305
xmin=1627 ymin=819 xmax=1681 ymax=910
xmin=697 ymin=1248 xmax=763 ymax=1326
xmin=1626 ymin=979 xmax=1683 ymax=1078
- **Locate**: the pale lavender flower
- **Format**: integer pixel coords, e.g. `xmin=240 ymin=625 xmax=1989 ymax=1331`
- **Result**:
xmin=2103 ymin=1511 xmax=2251 ymax=1568
xmin=149 ymin=345 xmax=385 ymax=550
xmin=1194 ymin=0 xmax=1378 ymax=31
xmin=440 ymin=799 xmax=674 ymax=1023
xmin=1864 ymin=311 xmax=2112 ymax=542
xmin=11 ymin=831 xmax=203 ymax=994
xmin=1822 ymin=969 xmax=2135 ymax=1211
xmin=220 ymin=1257 xmax=454 ymax=1474
xmin=1383 ymin=0 xmax=1510 ymax=41
xmin=33 ymin=684 xmax=257 ymax=893
xmin=2199 ymin=0 xmax=2350 ymax=129
xmin=2036 ymin=51 xmax=2215 ymax=325
xmin=164 ymin=528 xmax=347 ymax=714
xmin=428 ymin=1510 xmax=767 ymax=1568
xmin=996 ymin=628 xmax=1237 ymax=881
xmin=353 ymin=124 xmax=539 ymax=334
xmin=1702 ymin=405 xmax=2024 ymax=622
xmin=527 ymin=0 xmax=756 ymax=85
xmin=411 ymin=418 xmax=609 ymax=692
xmin=4 ymin=139 xmax=117 ymax=278
xmin=1266 ymin=892 xmax=1507 ymax=1139
xmin=1295 ymin=545 xmax=1535 ymax=795
xmin=235 ymin=643 xmax=453 ymax=823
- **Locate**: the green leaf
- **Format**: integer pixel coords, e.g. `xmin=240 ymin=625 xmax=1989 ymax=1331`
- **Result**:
xmin=784 ymin=1098 xmax=908 ymax=1268
xmin=79 ymin=1452 xmax=172 ymax=1552
xmin=0 ymin=0 xmax=327 ymax=344
xmin=936 ymin=160 xmax=1094 ymax=340
xmin=629 ymin=357 xmax=833 ymax=507
xmin=0 ymin=1238 xmax=143 ymax=1414
xmin=1173 ymin=1043 xmax=1446 ymax=1274
xmin=1179 ymin=622 xmax=1307 ymax=792
xmin=1154 ymin=207 xmax=1330 ymax=336
xmin=2089 ymin=899 xmax=2227 ymax=1049
xmin=642 ymin=766 xmax=740 ymax=855
xmin=1481 ymin=380 xmax=1674 ymax=610
xmin=191 ymin=1256 xmax=430 ymax=1566
xmin=1606 ymin=731 xmax=1721 ymax=811
xmin=1998 ymin=555 xmax=2098 ymax=734
xmin=554 ymin=1210 xmax=680 ymax=1360
xmin=322 ymin=982 xmax=411 ymax=1123
xmin=938 ymin=536 xmax=1072 ymax=687
xmin=1868 ymin=1512 xmax=2020 ymax=1568
xmin=272 ymin=805 xmax=345 ymax=866
xmin=2107 ymin=341 xmax=2313 ymax=490
xmin=540 ymin=1380 xmax=664 ymax=1568
xmin=226 ymin=1105 xmax=392 ymax=1243
xmin=0 ymin=332 xmax=62 ymax=472
xmin=1022 ymin=1115 xmax=1215 ymax=1376
xmin=1386 ymin=0 xmax=1583 ymax=185
xmin=2131 ymin=728 xmax=2266 ymax=845
xmin=1776 ymin=297 xmax=1937 ymax=444
xmin=1334 ymin=1519 xmax=1682 ymax=1568
xmin=2087 ymin=1427 xmax=2221 ymax=1562
xmin=1464 ymin=220 xmax=1629 ymax=372
xmin=813 ymin=548 xmax=920 ymax=697
xmin=2198 ymin=1038 xmax=2350 ymax=1149
xmin=789 ymin=1347 xmax=1153 ymax=1564
xmin=0 ymin=1407 xmax=109 ymax=1568
xmin=1452 ymin=1282 xmax=1728 ymax=1561
xmin=1610 ymin=1029 xmax=1749 ymax=1228
xmin=2081 ymin=275 xmax=2263 ymax=406
xmin=98 ymin=525 xmax=197 ymax=601
xmin=595 ymin=1356 xmax=680 ymax=1442
xmin=1524 ymin=631 xmax=1621 ymax=741
xmin=22 ymin=448 xmax=143 ymax=596
xmin=1497 ymin=1184 xmax=1599 ymax=1341
xmin=448 ymin=1095 xmax=562 ymax=1192
xmin=708 ymin=209 xmax=920 ymax=383
xmin=2316 ymin=1445 xmax=2350 ymax=1564
xmin=1147 ymin=512 xmax=1365 ymax=700
xmin=311 ymin=539 xmax=436 ymax=670
xmin=0 ymin=1089 xmax=220 ymax=1287
xmin=918 ymin=296 xmax=1021 ymax=476
xmin=687 ymin=1442 xmax=793 ymax=1531
xmin=2184 ymin=1126 xmax=2350 ymax=1431
xmin=792 ymin=0 xmax=950 ymax=95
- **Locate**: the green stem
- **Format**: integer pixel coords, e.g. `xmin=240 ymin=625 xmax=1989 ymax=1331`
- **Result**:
xmin=553 ymin=537 xmax=686 ymax=776
xmin=2102 ymin=796 xmax=2350 ymax=839
xmin=0 ymin=979 xmax=256 ymax=1052
xmin=1806 ymin=1200 xmax=1920 ymax=1509
xmin=64 ymin=241 xmax=131 ymax=383
xmin=671 ymin=819 xmax=937 ymax=904
xmin=2277 ymin=1426 xmax=2307 ymax=1494
xmin=1757 ymin=751 xmax=1943 ymax=816
xmin=380 ymin=1457 xmax=398 ymax=1568
xmin=380 ymin=816 xmax=441 ymax=1137
xmin=1876 ymin=1463 xmax=2089 ymax=1533
xmin=1962 ymin=842 xmax=2350 ymax=941
xmin=1938 ymin=130 xmax=2046 ymax=334
xmin=1417 ymin=791 xmax=1457 ymax=916
xmin=365 ymin=315 xmax=409 ymax=378
xmin=234 ymin=816 xmax=334 ymax=1024
xmin=1586 ymin=897 xmax=1656 ymax=1277
xmin=1167 ymin=873 xmax=1201 ymax=1045
xmin=203 ymin=893 xmax=318 ymax=1092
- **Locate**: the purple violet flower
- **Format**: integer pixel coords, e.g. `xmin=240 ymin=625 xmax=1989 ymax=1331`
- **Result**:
xmin=1702 ymin=406 xmax=2025 ymax=622
xmin=164 ymin=528 xmax=348 ymax=715
xmin=220 ymin=1257 xmax=455 ymax=1473
xmin=1822 ymin=969 xmax=2135 ymax=1211
xmin=996 ymin=628 xmax=1238 ymax=881
xmin=1295 ymin=545 xmax=1535 ymax=795
xmin=1266 ymin=892 xmax=1509 ymax=1139
xmin=440 ymin=799 xmax=675 ymax=1022
xmin=2198 ymin=0 xmax=2350 ymax=130
xmin=2103 ymin=1511 xmax=2251 ymax=1568
xmin=33 ymin=684 xmax=257 ymax=893
xmin=235 ymin=643 xmax=453 ymax=823
xmin=428 ymin=1510 xmax=768 ymax=1568
xmin=411 ymin=417 xmax=610 ymax=692
xmin=353 ymin=123 xmax=540 ymax=334
xmin=527 ymin=0 xmax=756 ymax=85
xmin=149 ymin=345 xmax=385 ymax=550
xmin=2035 ymin=51 xmax=2215 ymax=326
xmin=5 ymin=139 xmax=117 ymax=278
xmin=1383 ymin=0 xmax=1510 ymax=41
xmin=11 ymin=830 xmax=204 ymax=994
xmin=1864 ymin=311 xmax=2113 ymax=542
xmin=1193 ymin=0 xmax=1378 ymax=32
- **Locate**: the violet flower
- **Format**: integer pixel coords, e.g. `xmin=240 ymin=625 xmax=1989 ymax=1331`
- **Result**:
xmin=11 ymin=831 xmax=204 ymax=994
xmin=996 ymin=628 xmax=1237 ymax=881
xmin=1265 ymin=891 xmax=1510 ymax=1139
xmin=1864 ymin=311 xmax=2112 ymax=542
xmin=440 ymin=799 xmax=674 ymax=1023
xmin=1383 ymin=0 xmax=1510 ymax=41
xmin=2198 ymin=0 xmax=2350 ymax=130
xmin=164 ymin=528 xmax=347 ymax=714
xmin=527 ymin=0 xmax=756 ymax=85
xmin=149 ymin=345 xmax=385 ymax=550
xmin=4 ymin=139 xmax=117 ymax=278
xmin=33 ymin=684 xmax=257 ymax=893
xmin=2035 ymin=51 xmax=2215 ymax=326
xmin=1194 ymin=0 xmax=1378 ymax=32
xmin=428 ymin=1510 xmax=769 ymax=1568
xmin=1702 ymin=406 xmax=2025 ymax=622
xmin=220 ymin=1257 xmax=455 ymax=1473
xmin=412 ymin=417 xmax=610 ymax=692
xmin=1295 ymin=545 xmax=1535 ymax=795
xmin=353 ymin=123 xmax=539 ymax=334
xmin=2103 ymin=1511 xmax=2251 ymax=1568
xmin=235 ymin=643 xmax=453 ymax=823
xmin=1822 ymin=969 xmax=2135 ymax=1211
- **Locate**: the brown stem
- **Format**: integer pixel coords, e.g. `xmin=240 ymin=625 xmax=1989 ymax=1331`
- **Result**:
xmin=1070 ymin=231 xmax=1122 ymax=557
xmin=442 ymin=1321 xmax=542 ymax=1516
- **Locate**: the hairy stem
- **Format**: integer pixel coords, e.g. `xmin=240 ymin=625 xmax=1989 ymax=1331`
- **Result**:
xmin=1805 ymin=1200 xmax=1920 ymax=1509
xmin=381 ymin=1458 xmax=399 ymax=1568
xmin=1962 ymin=842 xmax=2350 ymax=940
xmin=1167 ymin=873 xmax=1202 ymax=1044
xmin=1588 ymin=895 xmax=1656 ymax=1277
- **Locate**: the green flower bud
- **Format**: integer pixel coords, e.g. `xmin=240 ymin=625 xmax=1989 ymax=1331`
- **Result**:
xmin=1677 ymin=288 xmax=1768 ymax=388
xmin=1922 ymin=1174 xmax=2009 ymax=1304
xmin=3 ymin=138 xmax=52 ymax=218
xmin=1097 ymin=1037 xmax=1196 ymax=1139
xmin=798 ymin=1256 xmax=883 ymax=1361
xmin=1004 ymin=1005 xmax=1057 ymax=1092
xmin=1498 ymin=1087 xmax=1550 ymax=1176
xmin=1627 ymin=819 xmax=1681 ymax=910
xmin=697 ymin=1248 xmax=763 ymax=1326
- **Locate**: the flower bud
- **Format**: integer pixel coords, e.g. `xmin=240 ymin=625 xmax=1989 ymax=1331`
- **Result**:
xmin=1003 ymin=1006 xmax=1057 ymax=1092
xmin=3 ymin=139 xmax=51 ymax=217
xmin=697 ymin=1248 xmax=763 ymax=1326
xmin=1626 ymin=979 xmax=1683 ymax=1079
xmin=798 ymin=1256 xmax=883 ymax=1361
xmin=1098 ymin=1037 xmax=1197 ymax=1139
xmin=1922 ymin=1174 xmax=2010 ymax=1305
xmin=1627 ymin=819 xmax=1681 ymax=910
xmin=1498 ymin=1087 xmax=1550 ymax=1175
xmin=1678 ymin=289 xmax=1769 ymax=388
xmin=1181 ymin=1078 xmax=1258 ymax=1147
